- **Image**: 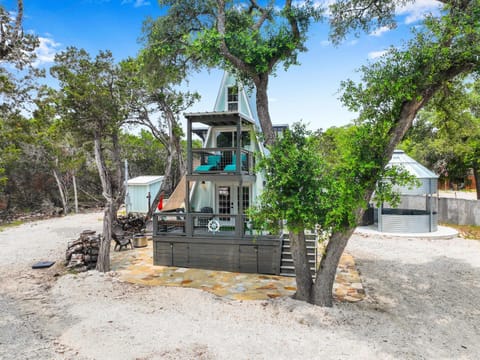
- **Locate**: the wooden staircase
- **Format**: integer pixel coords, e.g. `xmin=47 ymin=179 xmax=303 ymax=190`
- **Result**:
xmin=279 ymin=232 xmax=317 ymax=277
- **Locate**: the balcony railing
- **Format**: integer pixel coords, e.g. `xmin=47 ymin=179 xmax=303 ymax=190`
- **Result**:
xmin=190 ymin=148 xmax=254 ymax=174
xmin=153 ymin=213 xmax=275 ymax=238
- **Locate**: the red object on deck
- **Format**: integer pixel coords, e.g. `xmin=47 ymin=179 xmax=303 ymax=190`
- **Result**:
xmin=157 ymin=193 xmax=164 ymax=210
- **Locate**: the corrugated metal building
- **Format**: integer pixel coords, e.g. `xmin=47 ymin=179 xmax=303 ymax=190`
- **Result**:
xmin=378 ymin=150 xmax=439 ymax=233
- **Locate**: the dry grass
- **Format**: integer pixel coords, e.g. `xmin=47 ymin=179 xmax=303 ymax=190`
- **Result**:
xmin=0 ymin=220 xmax=23 ymax=232
xmin=442 ymin=223 xmax=480 ymax=240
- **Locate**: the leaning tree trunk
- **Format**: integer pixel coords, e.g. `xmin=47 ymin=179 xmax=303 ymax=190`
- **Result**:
xmin=52 ymin=168 xmax=68 ymax=215
xmin=72 ymin=172 xmax=79 ymax=213
xmin=290 ymin=229 xmax=313 ymax=302
xmin=312 ymin=229 xmax=356 ymax=307
xmin=93 ymin=133 xmax=113 ymax=273
xmin=161 ymin=148 xmax=174 ymax=196
xmin=310 ymin=99 xmax=429 ymax=306
xmin=162 ymin=110 xmax=185 ymax=196
xmin=173 ymin=126 xmax=186 ymax=186
xmin=254 ymin=75 xmax=275 ymax=146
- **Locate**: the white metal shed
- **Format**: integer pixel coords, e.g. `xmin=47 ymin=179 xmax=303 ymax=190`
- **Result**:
xmin=126 ymin=176 xmax=163 ymax=214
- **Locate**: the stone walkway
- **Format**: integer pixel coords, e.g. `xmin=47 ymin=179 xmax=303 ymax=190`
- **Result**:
xmin=111 ymin=241 xmax=365 ymax=302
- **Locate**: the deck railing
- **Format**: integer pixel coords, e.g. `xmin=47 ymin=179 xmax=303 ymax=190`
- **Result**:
xmin=190 ymin=148 xmax=254 ymax=174
xmin=153 ymin=213 xmax=275 ymax=238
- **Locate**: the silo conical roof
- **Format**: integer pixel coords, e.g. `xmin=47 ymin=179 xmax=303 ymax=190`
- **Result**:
xmin=386 ymin=150 xmax=438 ymax=195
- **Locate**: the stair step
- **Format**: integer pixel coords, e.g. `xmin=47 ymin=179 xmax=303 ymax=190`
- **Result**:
xmin=282 ymin=241 xmax=316 ymax=243
xmin=280 ymin=251 xmax=316 ymax=257
xmin=281 ymin=258 xmax=316 ymax=264
xmin=280 ymin=265 xmax=316 ymax=271
xmin=281 ymin=234 xmax=318 ymax=278
xmin=282 ymin=245 xmax=316 ymax=250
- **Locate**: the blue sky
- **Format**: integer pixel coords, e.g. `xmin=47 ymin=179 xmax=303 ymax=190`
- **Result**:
xmin=6 ymin=0 xmax=441 ymax=130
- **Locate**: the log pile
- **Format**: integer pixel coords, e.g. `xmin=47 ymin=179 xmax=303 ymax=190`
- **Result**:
xmin=65 ymin=230 xmax=100 ymax=272
xmin=115 ymin=214 xmax=146 ymax=234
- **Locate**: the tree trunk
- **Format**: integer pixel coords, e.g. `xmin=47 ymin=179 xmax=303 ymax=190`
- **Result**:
xmin=312 ymin=228 xmax=355 ymax=307
xmin=93 ymin=133 xmax=112 ymax=273
xmin=72 ymin=172 xmax=78 ymax=213
xmin=173 ymin=127 xmax=186 ymax=187
xmin=254 ymin=76 xmax=275 ymax=146
xmin=473 ymin=165 xmax=480 ymax=200
xmin=111 ymin=131 xmax=125 ymax=215
xmin=52 ymin=168 xmax=68 ymax=215
xmin=290 ymin=229 xmax=313 ymax=302
xmin=97 ymin=201 xmax=113 ymax=272
xmin=161 ymin=149 xmax=175 ymax=196
xmin=308 ymin=103 xmax=426 ymax=307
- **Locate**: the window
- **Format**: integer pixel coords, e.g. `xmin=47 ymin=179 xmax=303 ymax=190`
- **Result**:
xmin=216 ymin=130 xmax=251 ymax=148
xmin=227 ymin=86 xmax=238 ymax=111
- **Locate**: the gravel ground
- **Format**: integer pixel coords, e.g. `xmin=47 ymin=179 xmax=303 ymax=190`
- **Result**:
xmin=0 ymin=213 xmax=479 ymax=359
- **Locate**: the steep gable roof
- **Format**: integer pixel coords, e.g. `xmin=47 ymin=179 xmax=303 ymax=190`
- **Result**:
xmin=213 ymin=72 xmax=261 ymax=130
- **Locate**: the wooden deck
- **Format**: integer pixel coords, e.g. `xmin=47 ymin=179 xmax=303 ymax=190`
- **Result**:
xmin=153 ymin=235 xmax=282 ymax=275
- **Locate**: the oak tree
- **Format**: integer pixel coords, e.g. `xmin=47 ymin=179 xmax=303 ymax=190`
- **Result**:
xmin=50 ymin=48 xmax=130 ymax=272
xmin=145 ymin=0 xmax=322 ymax=145
xmin=256 ymin=0 xmax=480 ymax=307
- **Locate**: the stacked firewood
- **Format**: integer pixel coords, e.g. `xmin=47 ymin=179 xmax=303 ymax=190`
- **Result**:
xmin=115 ymin=214 xmax=145 ymax=233
xmin=65 ymin=230 xmax=100 ymax=272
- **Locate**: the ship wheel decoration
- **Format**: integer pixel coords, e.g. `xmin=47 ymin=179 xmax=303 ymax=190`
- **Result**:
xmin=207 ymin=219 xmax=220 ymax=233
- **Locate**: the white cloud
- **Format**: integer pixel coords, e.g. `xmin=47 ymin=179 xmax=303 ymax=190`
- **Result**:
xmin=33 ymin=37 xmax=61 ymax=67
xmin=121 ymin=0 xmax=150 ymax=7
xmin=320 ymin=0 xmax=441 ymax=24
xmin=320 ymin=39 xmax=330 ymax=47
xmin=368 ymin=50 xmax=387 ymax=59
xmin=397 ymin=0 xmax=442 ymax=24
xmin=370 ymin=26 xmax=391 ymax=37
xmin=293 ymin=0 xmax=324 ymax=10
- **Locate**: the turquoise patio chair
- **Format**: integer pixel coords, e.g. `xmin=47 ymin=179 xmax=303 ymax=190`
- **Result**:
xmin=223 ymin=153 xmax=247 ymax=172
xmin=195 ymin=154 xmax=221 ymax=172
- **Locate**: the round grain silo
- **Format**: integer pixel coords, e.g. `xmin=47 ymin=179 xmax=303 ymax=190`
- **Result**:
xmin=378 ymin=150 xmax=439 ymax=233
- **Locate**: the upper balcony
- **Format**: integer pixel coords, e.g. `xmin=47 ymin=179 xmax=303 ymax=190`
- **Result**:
xmin=189 ymin=148 xmax=254 ymax=175
xmin=185 ymin=111 xmax=257 ymax=178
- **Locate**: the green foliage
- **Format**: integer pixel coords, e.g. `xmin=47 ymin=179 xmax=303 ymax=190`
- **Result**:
xmin=403 ymin=77 xmax=480 ymax=188
xmin=329 ymin=0 xmax=410 ymax=44
xmin=0 ymin=1 xmax=40 ymax=192
xmin=249 ymin=123 xmax=330 ymax=233
xmin=0 ymin=1 xmax=39 ymax=68
xmin=338 ymin=1 xmax=480 ymax=173
xmin=120 ymin=131 xmax=167 ymax=177
xmin=152 ymin=0 xmax=322 ymax=78
xmin=145 ymin=1 xmax=322 ymax=143
xmin=250 ymin=122 xmax=419 ymax=235
xmin=50 ymin=48 xmax=129 ymax=139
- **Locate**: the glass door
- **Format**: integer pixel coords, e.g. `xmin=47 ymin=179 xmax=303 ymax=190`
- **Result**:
xmin=216 ymin=186 xmax=237 ymax=226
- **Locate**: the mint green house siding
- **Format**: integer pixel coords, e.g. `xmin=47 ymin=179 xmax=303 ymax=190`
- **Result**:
xmin=152 ymin=72 xmax=282 ymax=276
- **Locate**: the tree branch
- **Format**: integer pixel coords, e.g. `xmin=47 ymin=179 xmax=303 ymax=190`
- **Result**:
xmin=216 ymin=0 xmax=259 ymax=81
xmin=250 ymin=0 xmax=270 ymax=31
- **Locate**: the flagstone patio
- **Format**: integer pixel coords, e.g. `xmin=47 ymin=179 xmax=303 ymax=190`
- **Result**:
xmin=111 ymin=241 xmax=365 ymax=302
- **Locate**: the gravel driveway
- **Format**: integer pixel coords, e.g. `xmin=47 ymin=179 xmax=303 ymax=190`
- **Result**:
xmin=0 ymin=213 xmax=479 ymax=359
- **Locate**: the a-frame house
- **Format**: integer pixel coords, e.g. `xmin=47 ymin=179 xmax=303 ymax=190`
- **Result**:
xmin=152 ymin=73 xmax=283 ymax=275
